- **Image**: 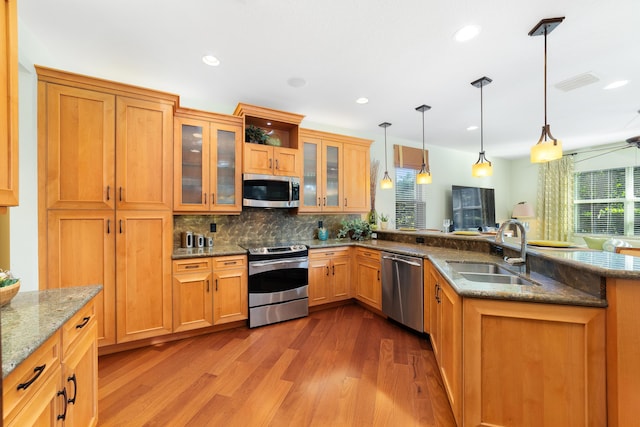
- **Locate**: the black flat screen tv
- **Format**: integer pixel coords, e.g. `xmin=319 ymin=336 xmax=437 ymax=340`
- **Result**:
xmin=451 ymin=185 xmax=496 ymax=231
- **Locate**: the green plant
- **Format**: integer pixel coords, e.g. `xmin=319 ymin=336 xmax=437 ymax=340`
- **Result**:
xmin=245 ymin=125 xmax=268 ymax=144
xmin=337 ymin=218 xmax=372 ymax=241
xmin=379 ymin=212 xmax=389 ymax=222
xmin=0 ymin=270 xmax=19 ymax=287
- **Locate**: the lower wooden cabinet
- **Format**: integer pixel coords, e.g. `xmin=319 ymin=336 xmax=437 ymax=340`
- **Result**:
xmin=2 ymin=299 xmax=98 ymax=427
xmin=463 ymin=298 xmax=606 ymax=427
xmin=354 ymin=247 xmax=381 ymax=310
xmin=308 ymin=247 xmax=351 ymax=306
xmin=212 ymin=255 xmax=248 ymax=325
xmin=172 ymin=258 xmax=214 ymax=332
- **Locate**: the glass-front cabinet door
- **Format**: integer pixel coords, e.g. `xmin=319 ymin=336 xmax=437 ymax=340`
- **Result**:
xmin=210 ymin=123 xmax=242 ymax=212
xmin=174 ymin=117 xmax=209 ymax=211
xmin=300 ymin=138 xmax=322 ymax=212
xmin=322 ymin=140 xmax=343 ymax=212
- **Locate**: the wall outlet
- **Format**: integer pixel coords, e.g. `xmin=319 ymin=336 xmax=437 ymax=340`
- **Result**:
xmin=416 ymin=237 xmax=425 ymax=244
xmin=210 ymin=223 xmax=217 ymax=232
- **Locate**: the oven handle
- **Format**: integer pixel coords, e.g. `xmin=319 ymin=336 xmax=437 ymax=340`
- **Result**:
xmin=250 ymin=257 xmax=309 ymax=269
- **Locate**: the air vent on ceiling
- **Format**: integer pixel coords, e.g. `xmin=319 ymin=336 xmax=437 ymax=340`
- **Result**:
xmin=554 ymin=72 xmax=600 ymax=92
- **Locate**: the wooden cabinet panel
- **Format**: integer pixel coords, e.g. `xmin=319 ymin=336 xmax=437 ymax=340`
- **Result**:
xmin=343 ymin=143 xmax=370 ymax=212
xmin=243 ymin=144 xmax=300 ymax=177
xmin=46 ymin=210 xmax=116 ymax=346
xmin=437 ymin=278 xmax=462 ymax=425
xmin=0 ymin=0 xmax=19 ymax=207
xmin=172 ymin=258 xmax=214 ymax=332
xmin=463 ymin=299 xmax=606 ymax=427
xmin=116 ymin=96 xmax=173 ymax=210
xmin=273 ymin=146 xmax=300 ymax=176
xmin=309 ymin=247 xmax=351 ymax=307
xmin=5 ymin=363 xmax=62 ymax=427
xmin=116 ymin=210 xmax=173 ymax=342
xmin=212 ymin=255 xmax=248 ymax=325
xmin=44 ymin=84 xmax=115 ymax=210
xmin=355 ymin=248 xmax=381 ymax=310
xmin=308 ymin=257 xmax=331 ymax=306
xmin=331 ymin=255 xmax=351 ymax=300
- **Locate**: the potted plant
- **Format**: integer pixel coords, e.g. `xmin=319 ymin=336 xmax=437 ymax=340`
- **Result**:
xmin=379 ymin=213 xmax=389 ymax=230
xmin=245 ymin=125 xmax=269 ymax=144
xmin=337 ymin=218 xmax=372 ymax=241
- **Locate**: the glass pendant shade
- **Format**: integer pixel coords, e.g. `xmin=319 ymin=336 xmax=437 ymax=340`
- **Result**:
xmin=380 ymin=171 xmax=393 ymax=189
xmin=416 ymin=164 xmax=432 ymax=184
xmin=471 ymin=152 xmax=493 ymax=177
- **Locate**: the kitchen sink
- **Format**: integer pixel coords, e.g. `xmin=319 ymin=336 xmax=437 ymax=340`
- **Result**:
xmin=446 ymin=261 xmax=535 ymax=286
xmin=446 ymin=261 xmax=514 ymax=275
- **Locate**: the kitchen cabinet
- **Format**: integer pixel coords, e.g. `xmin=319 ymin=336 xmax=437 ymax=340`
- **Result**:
xmin=172 ymin=258 xmax=214 ymax=332
xmin=174 ymin=109 xmax=243 ymax=213
xmin=299 ymin=129 xmax=372 ymax=213
xmin=0 ymin=0 xmax=19 ymax=208
xmin=243 ymin=144 xmax=300 ymax=176
xmin=605 ymin=277 xmax=640 ymax=427
xmin=116 ymin=210 xmax=173 ymax=343
xmin=427 ymin=262 xmax=462 ymax=426
xmin=308 ymin=247 xmax=351 ymax=306
xmin=463 ymin=298 xmax=606 ymax=427
xmin=37 ymin=67 xmax=177 ymax=348
xmin=354 ymin=247 xmax=382 ymax=310
xmin=212 ymin=255 xmax=248 ymax=325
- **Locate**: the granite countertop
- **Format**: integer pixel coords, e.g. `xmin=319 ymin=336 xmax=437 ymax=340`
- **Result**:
xmin=172 ymin=244 xmax=247 ymax=259
xmin=1 ymin=285 xmax=103 ymax=379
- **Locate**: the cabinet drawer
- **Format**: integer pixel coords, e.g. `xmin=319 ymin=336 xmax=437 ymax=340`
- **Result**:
xmin=213 ymin=255 xmax=246 ymax=270
xmin=355 ymin=247 xmax=380 ymax=261
xmin=309 ymin=247 xmax=350 ymax=260
xmin=62 ymin=300 xmax=96 ymax=356
xmin=3 ymin=331 xmax=61 ymax=423
xmin=173 ymin=258 xmax=212 ymax=273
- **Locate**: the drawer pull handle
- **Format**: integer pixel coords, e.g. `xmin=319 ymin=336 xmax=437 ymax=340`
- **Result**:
xmin=57 ymin=387 xmax=68 ymax=420
xmin=207 ymin=279 xmax=210 ymax=292
xmin=67 ymin=374 xmax=78 ymax=404
xmin=185 ymin=265 xmax=199 ymax=269
xmin=106 ymin=185 xmax=110 ymax=201
xmin=215 ymin=279 xmax=218 ymax=291
xmin=76 ymin=316 xmax=90 ymax=329
xmin=119 ymin=187 xmax=123 ymax=202
xmin=326 ymin=266 xmax=329 ymax=276
xmin=107 ymin=219 xmax=111 ymax=234
xmin=223 ymin=261 xmax=236 ymax=265
xmin=17 ymin=364 xmax=46 ymax=391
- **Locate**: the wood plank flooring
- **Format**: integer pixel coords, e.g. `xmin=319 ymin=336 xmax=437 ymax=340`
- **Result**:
xmin=98 ymin=303 xmax=456 ymax=426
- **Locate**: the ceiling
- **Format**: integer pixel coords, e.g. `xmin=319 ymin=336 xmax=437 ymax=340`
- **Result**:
xmin=18 ymin=0 xmax=640 ymax=159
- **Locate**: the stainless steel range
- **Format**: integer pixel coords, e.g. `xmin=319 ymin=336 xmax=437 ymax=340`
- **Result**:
xmin=245 ymin=243 xmax=309 ymax=328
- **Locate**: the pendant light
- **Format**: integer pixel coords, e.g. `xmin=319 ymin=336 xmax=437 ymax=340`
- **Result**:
xmin=415 ymin=104 xmax=432 ymax=184
xmin=379 ymin=122 xmax=393 ymax=189
xmin=471 ymin=76 xmax=493 ymax=177
xmin=529 ymin=17 xmax=565 ymax=163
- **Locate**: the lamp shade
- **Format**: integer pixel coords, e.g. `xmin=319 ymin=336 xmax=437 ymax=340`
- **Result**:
xmin=512 ymin=202 xmax=535 ymax=218
xmin=472 ymin=160 xmax=493 ymax=177
xmin=530 ymin=139 xmax=563 ymax=163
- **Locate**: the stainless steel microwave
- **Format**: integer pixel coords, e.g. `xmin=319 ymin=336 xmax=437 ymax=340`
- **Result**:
xmin=242 ymin=173 xmax=300 ymax=208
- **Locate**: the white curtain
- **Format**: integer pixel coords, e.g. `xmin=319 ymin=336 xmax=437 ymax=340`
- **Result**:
xmin=536 ymin=156 xmax=575 ymax=241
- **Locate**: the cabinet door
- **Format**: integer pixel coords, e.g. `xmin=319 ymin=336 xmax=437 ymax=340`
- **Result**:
xmin=44 ymin=84 xmax=115 ymax=210
xmin=243 ymin=144 xmax=273 ymax=175
xmin=5 ymin=364 xmax=62 ymax=427
xmin=173 ymin=267 xmax=214 ymax=332
xmin=331 ymin=256 xmax=351 ymax=300
xmin=308 ymin=258 xmax=331 ymax=306
xmin=343 ymin=143 xmax=371 ymax=212
xmin=116 ymin=96 xmax=173 ymax=210
xmin=355 ymin=258 xmax=381 ymax=310
xmin=62 ymin=321 xmax=98 ymax=427
xmin=322 ymin=141 xmax=343 ymax=212
xmin=210 ymin=122 xmax=242 ymax=212
xmin=212 ymin=267 xmax=248 ymax=325
xmin=47 ymin=210 xmax=116 ymax=346
xmin=116 ymin=210 xmax=173 ymax=343
xmin=428 ymin=266 xmax=440 ymax=358
xmin=300 ymin=139 xmax=322 ymax=212
xmin=437 ymin=279 xmax=462 ymax=425
xmin=273 ymin=147 xmax=299 ymax=176
xmin=0 ymin=0 xmax=18 ymax=207
xmin=174 ymin=117 xmax=209 ymax=211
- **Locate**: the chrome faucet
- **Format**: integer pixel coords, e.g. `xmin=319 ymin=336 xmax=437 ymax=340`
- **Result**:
xmin=496 ymin=219 xmax=527 ymax=269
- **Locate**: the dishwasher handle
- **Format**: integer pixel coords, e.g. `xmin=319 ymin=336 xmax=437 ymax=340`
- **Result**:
xmin=382 ymin=255 xmax=422 ymax=267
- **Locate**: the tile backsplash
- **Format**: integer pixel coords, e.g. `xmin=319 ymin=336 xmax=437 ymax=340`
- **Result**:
xmin=174 ymin=208 xmax=361 ymax=248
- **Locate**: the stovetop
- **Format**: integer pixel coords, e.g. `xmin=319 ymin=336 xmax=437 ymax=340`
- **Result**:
xmin=239 ymin=242 xmax=307 ymax=256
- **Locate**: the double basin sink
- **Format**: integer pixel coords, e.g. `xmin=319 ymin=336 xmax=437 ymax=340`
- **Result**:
xmin=446 ymin=261 xmax=536 ymax=286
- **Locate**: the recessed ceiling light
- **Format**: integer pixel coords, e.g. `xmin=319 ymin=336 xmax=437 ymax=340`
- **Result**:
xmin=454 ymin=25 xmax=481 ymax=42
xmin=467 ymin=125 xmax=478 ymax=131
xmin=287 ymin=77 xmax=307 ymax=88
xmin=604 ymin=80 xmax=629 ymax=90
xmin=202 ymin=55 xmax=220 ymax=66
xmin=356 ymin=97 xmax=369 ymax=104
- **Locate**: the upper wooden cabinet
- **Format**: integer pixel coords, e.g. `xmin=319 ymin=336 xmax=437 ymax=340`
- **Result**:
xmin=234 ymin=103 xmax=304 ymax=177
xmin=174 ymin=108 xmax=243 ymax=213
xmin=0 ymin=0 xmax=19 ymax=208
xmin=299 ymin=129 xmax=372 ymax=213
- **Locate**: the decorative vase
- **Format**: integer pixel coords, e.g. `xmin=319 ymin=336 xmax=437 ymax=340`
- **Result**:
xmin=380 ymin=221 xmax=388 ymax=230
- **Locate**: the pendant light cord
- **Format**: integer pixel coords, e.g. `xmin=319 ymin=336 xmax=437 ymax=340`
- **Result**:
xmin=384 ymin=125 xmax=388 ymax=170
xmin=480 ymin=82 xmax=484 ymax=152
xmin=544 ymin=26 xmax=548 ymax=140
xmin=421 ymin=110 xmax=426 ymax=165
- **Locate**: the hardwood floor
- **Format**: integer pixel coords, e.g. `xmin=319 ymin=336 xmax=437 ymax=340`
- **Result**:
xmin=98 ymin=303 xmax=456 ymax=426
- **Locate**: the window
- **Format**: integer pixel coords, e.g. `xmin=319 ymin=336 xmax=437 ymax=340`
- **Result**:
xmin=395 ymin=168 xmax=426 ymax=229
xmin=574 ymin=167 xmax=640 ymax=236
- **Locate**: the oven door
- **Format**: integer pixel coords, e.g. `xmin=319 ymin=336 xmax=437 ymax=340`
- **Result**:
xmin=248 ymin=257 xmax=308 ymax=307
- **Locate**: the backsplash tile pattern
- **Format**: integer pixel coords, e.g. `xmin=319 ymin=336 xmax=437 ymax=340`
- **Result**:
xmin=174 ymin=208 xmax=361 ymax=248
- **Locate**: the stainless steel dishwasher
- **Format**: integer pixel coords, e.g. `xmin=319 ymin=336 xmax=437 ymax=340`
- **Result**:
xmin=381 ymin=252 xmax=423 ymax=332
